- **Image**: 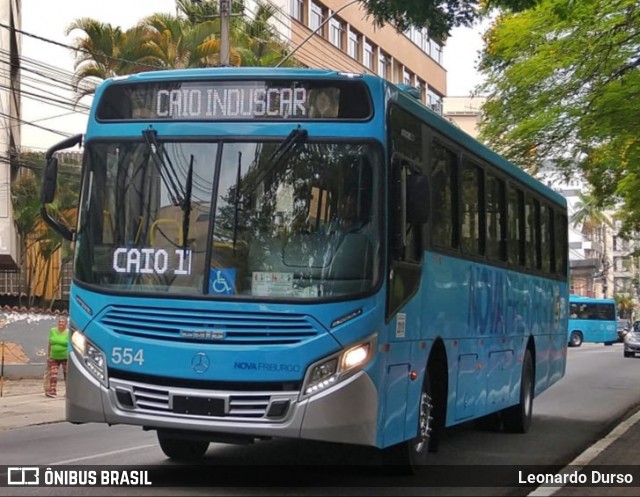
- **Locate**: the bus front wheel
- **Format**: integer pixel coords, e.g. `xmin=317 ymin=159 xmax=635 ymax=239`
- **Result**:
xmin=157 ymin=432 xmax=210 ymax=461
xmin=382 ymin=374 xmax=434 ymax=473
xmin=502 ymin=349 xmax=534 ymax=434
xmin=569 ymin=331 xmax=583 ymax=348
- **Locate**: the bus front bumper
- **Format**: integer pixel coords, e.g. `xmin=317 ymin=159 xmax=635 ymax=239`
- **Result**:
xmin=66 ymin=351 xmax=379 ymax=447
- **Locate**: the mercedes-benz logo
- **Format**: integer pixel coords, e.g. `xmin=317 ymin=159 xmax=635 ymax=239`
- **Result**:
xmin=191 ymin=352 xmax=210 ymax=374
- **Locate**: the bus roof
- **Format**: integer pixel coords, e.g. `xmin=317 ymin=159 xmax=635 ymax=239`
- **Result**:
xmin=569 ymin=295 xmax=616 ymax=304
xmin=95 ymin=67 xmax=566 ymax=207
xmin=386 ymin=80 xmax=566 ymax=207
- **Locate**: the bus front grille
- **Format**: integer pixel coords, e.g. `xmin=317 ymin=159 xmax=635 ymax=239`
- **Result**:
xmin=110 ymin=378 xmax=297 ymax=421
xmin=100 ymin=305 xmax=321 ymax=345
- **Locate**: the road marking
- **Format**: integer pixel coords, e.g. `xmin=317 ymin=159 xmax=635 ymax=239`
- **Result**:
xmin=528 ymin=407 xmax=640 ymax=496
xmin=47 ymin=444 xmax=157 ymax=465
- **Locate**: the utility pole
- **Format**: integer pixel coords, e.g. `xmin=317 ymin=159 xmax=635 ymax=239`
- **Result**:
xmin=220 ymin=0 xmax=231 ymax=66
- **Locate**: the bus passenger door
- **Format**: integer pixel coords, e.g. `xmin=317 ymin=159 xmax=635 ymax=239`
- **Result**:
xmin=383 ymin=155 xmax=429 ymax=445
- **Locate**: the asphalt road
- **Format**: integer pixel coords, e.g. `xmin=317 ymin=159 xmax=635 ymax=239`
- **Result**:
xmin=1 ymin=343 xmax=640 ymax=496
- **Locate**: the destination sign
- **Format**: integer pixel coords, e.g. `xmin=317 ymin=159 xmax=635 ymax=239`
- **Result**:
xmin=155 ymin=86 xmax=308 ymax=119
xmin=96 ymin=79 xmax=372 ymax=121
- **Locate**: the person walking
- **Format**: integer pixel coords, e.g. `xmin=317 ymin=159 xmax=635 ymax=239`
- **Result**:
xmin=44 ymin=316 xmax=69 ymax=398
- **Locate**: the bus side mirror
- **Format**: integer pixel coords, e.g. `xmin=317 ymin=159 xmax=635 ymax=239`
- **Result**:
xmin=406 ymin=174 xmax=429 ymax=224
xmin=42 ymin=156 xmax=58 ymax=204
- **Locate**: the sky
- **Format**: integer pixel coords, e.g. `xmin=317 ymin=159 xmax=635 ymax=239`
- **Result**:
xmin=20 ymin=0 xmax=487 ymax=151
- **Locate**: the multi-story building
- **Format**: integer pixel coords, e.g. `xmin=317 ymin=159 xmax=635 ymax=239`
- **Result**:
xmin=442 ymin=96 xmax=486 ymax=136
xmin=0 ymin=0 xmax=20 ymax=274
xmin=611 ymin=218 xmax=640 ymax=301
xmin=268 ymin=0 xmax=446 ymax=111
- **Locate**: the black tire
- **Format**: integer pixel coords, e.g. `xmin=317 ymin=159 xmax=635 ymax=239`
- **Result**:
xmin=382 ymin=373 xmax=434 ymax=474
xmin=624 ymin=351 xmax=634 ymax=358
xmin=157 ymin=432 xmax=209 ymax=461
xmin=569 ymin=331 xmax=583 ymax=348
xmin=503 ymin=349 xmax=534 ymax=434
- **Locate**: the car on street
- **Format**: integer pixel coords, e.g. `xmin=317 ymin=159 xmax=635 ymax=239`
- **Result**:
xmin=623 ymin=321 xmax=640 ymax=357
xmin=617 ymin=319 xmax=631 ymax=342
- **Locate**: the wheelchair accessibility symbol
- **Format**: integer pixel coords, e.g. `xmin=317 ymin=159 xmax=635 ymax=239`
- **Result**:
xmin=209 ymin=268 xmax=236 ymax=295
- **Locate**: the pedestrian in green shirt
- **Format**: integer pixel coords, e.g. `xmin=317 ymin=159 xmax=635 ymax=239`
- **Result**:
xmin=44 ymin=316 xmax=69 ymax=398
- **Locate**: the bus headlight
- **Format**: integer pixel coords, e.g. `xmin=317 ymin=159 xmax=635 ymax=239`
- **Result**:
xmin=301 ymin=335 xmax=377 ymax=399
xmin=70 ymin=326 xmax=107 ymax=385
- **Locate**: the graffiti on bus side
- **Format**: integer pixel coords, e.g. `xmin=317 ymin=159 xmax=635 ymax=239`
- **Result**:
xmin=467 ymin=266 xmax=563 ymax=336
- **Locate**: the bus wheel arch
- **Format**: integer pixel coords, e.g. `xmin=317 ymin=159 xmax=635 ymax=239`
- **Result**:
xmin=381 ymin=338 xmax=448 ymax=473
xmin=569 ymin=330 xmax=583 ymax=347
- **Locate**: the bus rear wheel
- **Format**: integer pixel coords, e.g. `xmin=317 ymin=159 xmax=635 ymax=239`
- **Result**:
xmin=382 ymin=374 xmax=433 ymax=473
xmin=503 ymin=349 xmax=534 ymax=434
xmin=157 ymin=432 xmax=210 ymax=461
xmin=569 ymin=331 xmax=583 ymax=347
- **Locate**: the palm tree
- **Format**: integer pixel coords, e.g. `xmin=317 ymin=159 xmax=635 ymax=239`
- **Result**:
xmin=235 ymin=1 xmax=289 ymax=67
xmin=571 ymin=191 xmax=613 ymax=235
xmin=140 ymin=13 xmax=230 ymax=68
xmin=572 ymin=191 xmax=614 ymax=297
xmin=615 ymin=294 xmax=636 ymax=320
xmin=66 ymin=19 xmax=159 ymax=100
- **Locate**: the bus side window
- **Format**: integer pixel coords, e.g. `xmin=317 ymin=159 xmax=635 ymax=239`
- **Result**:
xmin=461 ymin=159 xmax=484 ymax=256
xmin=430 ymin=140 xmax=458 ymax=250
xmin=507 ymin=186 xmax=524 ymax=266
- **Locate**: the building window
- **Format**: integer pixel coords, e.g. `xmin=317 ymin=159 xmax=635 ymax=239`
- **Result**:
xmin=329 ymin=18 xmax=343 ymax=49
xmin=427 ymin=87 xmax=443 ymax=114
xmin=411 ymin=27 xmax=423 ymax=47
xmin=291 ymin=0 xmax=304 ymax=22
xmin=363 ymin=40 xmax=373 ymax=70
xmin=378 ymin=52 xmax=389 ymax=79
xmin=428 ymin=39 xmax=443 ymax=64
xmin=615 ymin=277 xmax=633 ymax=293
xmin=310 ymin=1 xmax=323 ymax=31
xmin=403 ymin=69 xmax=411 ymax=85
xmin=348 ymin=29 xmax=359 ymax=59
xmin=415 ymin=78 xmax=425 ymax=103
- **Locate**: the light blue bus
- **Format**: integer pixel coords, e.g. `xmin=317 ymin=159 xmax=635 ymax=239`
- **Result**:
xmin=568 ymin=295 xmax=618 ymax=347
xmin=41 ymin=68 xmax=569 ymax=471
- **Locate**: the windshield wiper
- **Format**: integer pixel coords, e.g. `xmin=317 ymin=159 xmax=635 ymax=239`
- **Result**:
xmin=266 ymin=125 xmax=308 ymax=166
xmin=143 ymin=128 xmax=193 ymax=249
xmin=232 ymin=151 xmax=242 ymax=254
xmin=182 ymin=155 xmax=194 ymax=249
xmin=251 ymin=125 xmax=308 ymax=189
xmin=142 ymin=128 xmax=186 ymax=206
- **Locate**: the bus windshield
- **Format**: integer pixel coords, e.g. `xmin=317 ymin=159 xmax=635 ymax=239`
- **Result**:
xmin=74 ymin=138 xmax=382 ymax=300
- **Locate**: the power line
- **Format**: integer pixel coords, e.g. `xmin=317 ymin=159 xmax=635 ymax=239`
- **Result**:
xmin=0 ymin=111 xmax=72 ymax=138
xmin=0 ymin=21 xmax=162 ymax=71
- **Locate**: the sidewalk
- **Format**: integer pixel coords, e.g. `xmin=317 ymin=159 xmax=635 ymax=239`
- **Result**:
xmin=0 ymin=378 xmax=65 ymax=431
xmin=0 ymin=378 xmax=639 ymax=495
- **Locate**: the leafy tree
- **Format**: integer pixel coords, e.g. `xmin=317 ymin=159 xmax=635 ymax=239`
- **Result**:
xmin=360 ymin=0 xmax=538 ymax=40
xmin=140 ymin=14 xmax=229 ymax=68
xmin=615 ymin=294 xmax=635 ymax=320
xmin=11 ymin=153 xmax=80 ymax=308
xmin=235 ymin=1 xmax=297 ymax=67
xmin=65 ymin=19 xmax=159 ymax=99
xmin=477 ymin=0 xmax=640 ymax=235
xmin=571 ymin=191 xmax=612 ymax=236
